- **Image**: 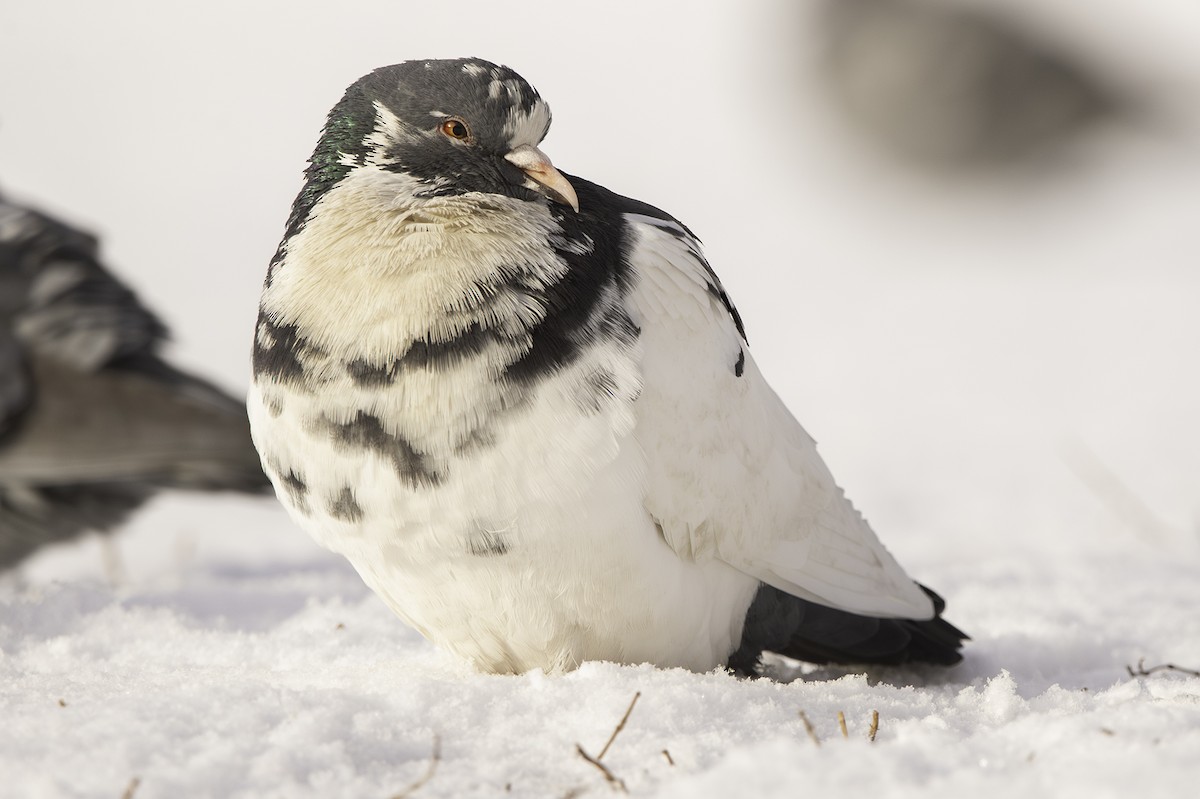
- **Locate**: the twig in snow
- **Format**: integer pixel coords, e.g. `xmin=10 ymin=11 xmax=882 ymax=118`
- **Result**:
xmin=868 ymin=710 xmax=879 ymax=742
xmin=837 ymin=711 xmax=848 ymax=739
xmin=576 ymin=744 xmax=627 ymax=793
xmin=390 ymin=734 xmax=441 ymax=798
xmin=798 ymin=711 xmax=821 ymax=746
xmin=597 ymin=692 xmax=641 ymax=761
xmin=1126 ymin=657 xmax=1200 ymax=679
xmin=661 ymin=749 xmax=675 ymax=766
xmin=57 ymin=698 xmax=66 ymax=708
xmin=575 ymin=692 xmax=640 ymax=794
xmin=120 ymin=777 xmax=141 ymax=799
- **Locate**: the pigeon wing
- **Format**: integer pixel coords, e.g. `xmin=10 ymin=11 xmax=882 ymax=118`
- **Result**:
xmin=620 ymin=209 xmax=934 ymax=620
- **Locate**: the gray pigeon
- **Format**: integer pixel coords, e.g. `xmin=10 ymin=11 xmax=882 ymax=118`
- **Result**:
xmin=0 ymin=193 xmax=270 ymax=569
xmin=249 ymin=59 xmax=966 ymax=675
xmin=818 ymin=0 xmax=1117 ymax=167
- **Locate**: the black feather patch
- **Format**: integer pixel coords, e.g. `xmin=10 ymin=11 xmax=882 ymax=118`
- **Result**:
xmin=345 ymin=358 xmax=394 ymax=387
xmin=327 ymin=486 xmax=364 ymax=522
xmin=395 ymin=322 xmax=508 ymax=371
xmin=587 ymin=179 xmax=748 ymax=344
xmin=312 ymin=411 xmax=443 ymax=488
xmin=271 ymin=469 xmax=311 ymax=516
xmin=468 ymin=527 xmax=510 ymax=557
xmin=502 ymin=177 xmax=639 ymax=384
xmin=726 ymin=582 xmax=968 ymax=676
xmin=252 ymin=315 xmax=318 ymax=385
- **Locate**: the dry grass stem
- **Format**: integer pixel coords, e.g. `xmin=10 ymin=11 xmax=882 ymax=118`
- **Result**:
xmin=1062 ymin=440 xmax=1174 ymax=544
xmin=837 ymin=711 xmax=848 ymax=739
xmin=661 ymin=749 xmax=675 ymax=766
xmin=576 ymin=744 xmax=627 ymax=793
xmin=868 ymin=710 xmax=880 ymax=742
xmin=798 ymin=711 xmax=821 ymax=746
xmin=390 ymin=735 xmax=441 ymax=798
xmin=120 ymin=777 xmax=141 ymax=799
xmin=1127 ymin=657 xmax=1200 ymax=679
xmin=597 ymin=692 xmax=641 ymax=761
xmin=574 ymin=692 xmax=640 ymax=793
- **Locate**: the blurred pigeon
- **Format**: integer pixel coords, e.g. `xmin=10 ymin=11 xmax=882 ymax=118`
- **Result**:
xmin=819 ymin=0 xmax=1116 ymax=167
xmin=249 ymin=59 xmax=967 ymax=675
xmin=0 ymin=193 xmax=270 ymax=569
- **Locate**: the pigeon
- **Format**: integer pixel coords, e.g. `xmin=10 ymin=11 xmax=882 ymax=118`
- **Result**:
xmin=0 ymin=193 xmax=271 ymax=569
xmin=817 ymin=0 xmax=1116 ymax=168
xmin=249 ymin=58 xmax=966 ymax=675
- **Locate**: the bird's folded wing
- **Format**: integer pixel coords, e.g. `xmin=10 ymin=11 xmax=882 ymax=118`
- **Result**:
xmin=622 ymin=213 xmax=934 ymax=620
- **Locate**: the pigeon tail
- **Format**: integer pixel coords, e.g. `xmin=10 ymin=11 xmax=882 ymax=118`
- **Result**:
xmin=727 ymin=583 xmax=968 ymax=676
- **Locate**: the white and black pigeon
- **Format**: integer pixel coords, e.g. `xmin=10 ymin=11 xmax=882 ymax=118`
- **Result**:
xmin=0 ymin=193 xmax=270 ymax=569
xmin=249 ymin=58 xmax=966 ymax=676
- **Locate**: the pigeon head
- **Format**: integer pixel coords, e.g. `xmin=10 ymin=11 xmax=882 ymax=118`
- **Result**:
xmin=293 ymin=58 xmax=578 ymax=231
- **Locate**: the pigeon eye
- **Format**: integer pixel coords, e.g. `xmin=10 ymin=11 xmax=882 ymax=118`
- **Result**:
xmin=440 ymin=118 xmax=471 ymax=141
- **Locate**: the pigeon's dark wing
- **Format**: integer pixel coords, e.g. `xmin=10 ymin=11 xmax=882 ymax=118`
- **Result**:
xmin=0 ymin=195 xmax=269 ymax=569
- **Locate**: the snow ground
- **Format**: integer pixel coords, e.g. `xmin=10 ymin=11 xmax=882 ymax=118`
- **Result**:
xmin=5 ymin=509 xmax=1199 ymax=798
xmin=3 ymin=1 xmax=1199 ymax=797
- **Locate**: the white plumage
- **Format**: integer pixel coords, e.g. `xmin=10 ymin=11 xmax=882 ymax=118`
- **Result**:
xmin=624 ymin=217 xmax=935 ymax=620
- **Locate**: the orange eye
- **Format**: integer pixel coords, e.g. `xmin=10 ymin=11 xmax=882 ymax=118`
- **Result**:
xmin=440 ymin=118 xmax=470 ymax=140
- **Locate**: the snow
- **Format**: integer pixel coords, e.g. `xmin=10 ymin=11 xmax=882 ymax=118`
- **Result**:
xmin=5 ymin=534 xmax=1200 ymax=797
xmin=3 ymin=1 xmax=1200 ymax=797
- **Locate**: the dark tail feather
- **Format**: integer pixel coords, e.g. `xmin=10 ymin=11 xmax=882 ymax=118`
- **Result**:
xmin=727 ymin=583 xmax=968 ymax=676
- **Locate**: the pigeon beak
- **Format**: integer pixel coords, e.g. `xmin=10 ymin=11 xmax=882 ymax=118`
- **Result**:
xmin=504 ymin=144 xmax=579 ymax=213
